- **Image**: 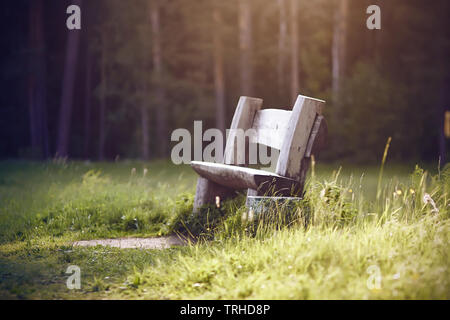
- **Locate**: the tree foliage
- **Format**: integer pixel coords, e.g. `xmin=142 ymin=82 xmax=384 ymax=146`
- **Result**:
xmin=0 ymin=0 xmax=448 ymax=162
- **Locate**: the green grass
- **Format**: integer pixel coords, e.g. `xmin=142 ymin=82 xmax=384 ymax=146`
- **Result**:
xmin=0 ymin=159 xmax=448 ymax=299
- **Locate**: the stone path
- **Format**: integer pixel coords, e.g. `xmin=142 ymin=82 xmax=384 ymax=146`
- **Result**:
xmin=73 ymin=235 xmax=187 ymax=250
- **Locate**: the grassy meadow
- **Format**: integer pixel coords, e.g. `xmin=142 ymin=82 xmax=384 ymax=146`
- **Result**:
xmin=0 ymin=159 xmax=448 ymax=299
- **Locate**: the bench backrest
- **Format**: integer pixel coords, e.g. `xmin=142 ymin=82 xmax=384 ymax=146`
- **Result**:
xmin=224 ymin=95 xmax=327 ymax=182
xmin=250 ymin=109 xmax=291 ymax=150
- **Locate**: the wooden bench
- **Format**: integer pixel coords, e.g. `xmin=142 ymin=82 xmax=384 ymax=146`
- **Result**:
xmin=191 ymin=94 xmax=327 ymax=213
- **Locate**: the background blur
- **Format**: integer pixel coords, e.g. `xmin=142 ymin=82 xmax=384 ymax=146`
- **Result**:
xmin=0 ymin=0 xmax=449 ymax=163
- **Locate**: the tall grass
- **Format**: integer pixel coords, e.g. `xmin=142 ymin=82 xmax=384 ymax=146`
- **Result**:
xmin=116 ymin=162 xmax=448 ymax=299
xmin=0 ymin=160 xmax=448 ymax=299
xmin=377 ymin=137 xmax=392 ymax=202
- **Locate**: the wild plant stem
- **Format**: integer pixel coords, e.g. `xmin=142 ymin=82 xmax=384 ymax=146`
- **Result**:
xmin=377 ymin=137 xmax=392 ymax=202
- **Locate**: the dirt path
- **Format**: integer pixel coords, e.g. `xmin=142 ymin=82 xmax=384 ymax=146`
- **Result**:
xmin=73 ymin=235 xmax=187 ymax=250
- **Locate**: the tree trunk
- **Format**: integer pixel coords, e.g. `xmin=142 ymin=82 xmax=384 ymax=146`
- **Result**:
xmin=84 ymin=48 xmax=92 ymax=159
xmin=141 ymin=103 xmax=150 ymax=160
xmin=212 ymin=1 xmax=226 ymax=135
xmin=239 ymin=0 xmax=254 ymax=96
xmin=141 ymin=12 xmax=151 ymax=161
xmin=289 ymin=0 xmax=299 ymax=104
xmin=365 ymin=0 xmax=385 ymax=65
xmin=98 ymin=34 xmax=107 ymax=161
xmin=331 ymin=0 xmax=349 ymax=105
xmin=438 ymin=87 xmax=447 ymax=166
xmin=277 ymin=0 xmax=288 ymax=98
xmin=56 ymin=0 xmax=82 ymax=157
xmin=437 ymin=28 xmax=449 ymax=166
xmin=151 ymin=0 xmax=167 ymax=158
xmin=28 ymin=0 xmax=49 ymax=158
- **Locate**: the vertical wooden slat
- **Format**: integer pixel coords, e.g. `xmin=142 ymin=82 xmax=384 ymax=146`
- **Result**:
xmin=239 ymin=0 xmax=254 ymax=96
xmin=275 ymin=95 xmax=325 ymax=181
xmin=224 ymin=96 xmax=263 ymax=165
xmin=290 ymin=0 xmax=300 ymax=104
xmin=212 ymin=0 xmax=226 ymax=134
xmin=296 ymin=115 xmax=328 ymax=193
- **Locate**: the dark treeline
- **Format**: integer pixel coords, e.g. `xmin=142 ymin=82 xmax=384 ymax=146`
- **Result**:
xmin=0 ymin=0 xmax=449 ymax=163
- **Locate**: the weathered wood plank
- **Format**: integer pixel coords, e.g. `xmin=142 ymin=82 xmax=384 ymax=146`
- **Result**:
xmin=224 ymin=96 xmax=263 ymax=165
xmin=192 ymin=161 xmax=278 ymax=189
xmin=305 ymin=115 xmax=327 ymax=157
xmin=193 ymin=177 xmax=236 ymax=213
xmin=250 ymin=109 xmax=291 ymax=150
xmin=191 ymin=161 xmax=299 ymax=195
xmin=275 ymin=95 xmax=325 ymax=180
xmin=294 ymin=115 xmax=328 ymax=195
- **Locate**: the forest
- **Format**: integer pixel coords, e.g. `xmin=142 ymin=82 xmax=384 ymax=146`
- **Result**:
xmin=0 ymin=0 xmax=449 ymax=301
xmin=0 ymin=0 xmax=449 ymax=163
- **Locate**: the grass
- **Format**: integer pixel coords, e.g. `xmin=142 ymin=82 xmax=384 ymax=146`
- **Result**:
xmin=0 ymin=158 xmax=448 ymax=299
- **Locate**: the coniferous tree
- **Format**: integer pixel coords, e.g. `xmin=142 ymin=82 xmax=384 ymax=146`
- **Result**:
xmin=289 ymin=0 xmax=300 ymax=103
xmin=331 ymin=0 xmax=348 ymax=106
xmin=28 ymin=0 xmax=49 ymax=158
xmin=277 ymin=0 xmax=288 ymax=98
xmin=212 ymin=0 xmax=226 ymax=134
xmin=151 ymin=0 xmax=168 ymax=157
xmin=239 ymin=0 xmax=254 ymax=96
xmin=56 ymin=0 xmax=82 ymax=157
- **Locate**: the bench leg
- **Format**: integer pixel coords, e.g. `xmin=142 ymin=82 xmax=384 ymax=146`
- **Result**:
xmin=193 ymin=177 xmax=236 ymax=213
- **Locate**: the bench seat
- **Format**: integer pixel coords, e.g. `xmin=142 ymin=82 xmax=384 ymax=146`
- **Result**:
xmin=190 ymin=161 xmax=300 ymax=195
